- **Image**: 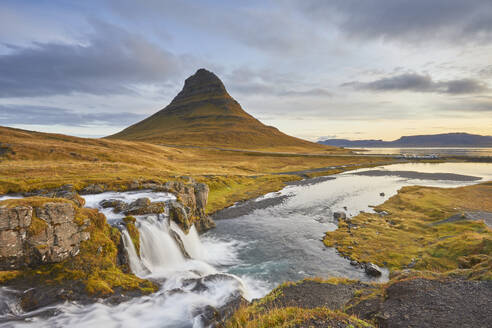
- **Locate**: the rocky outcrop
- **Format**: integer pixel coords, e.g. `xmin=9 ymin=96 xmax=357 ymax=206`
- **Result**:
xmin=0 ymin=201 xmax=90 ymax=270
xmin=24 ymin=185 xmax=85 ymax=207
xmin=168 ymin=200 xmax=192 ymax=232
xmin=347 ymin=277 xmax=492 ymax=328
xmin=7 ymin=179 xmax=214 ymax=235
xmin=87 ymin=179 xmax=215 ymax=233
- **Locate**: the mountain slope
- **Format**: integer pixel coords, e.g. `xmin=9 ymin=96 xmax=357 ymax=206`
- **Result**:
xmin=319 ymin=133 xmax=492 ymax=147
xmin=108 ymin=69 xmax=334 ymax=152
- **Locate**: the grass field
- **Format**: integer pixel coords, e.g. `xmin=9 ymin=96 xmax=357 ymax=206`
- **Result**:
xmin=0 ymin=126 xmax=391 ymax=212
xmin=324 ymin=181 xmax=492 ymax=279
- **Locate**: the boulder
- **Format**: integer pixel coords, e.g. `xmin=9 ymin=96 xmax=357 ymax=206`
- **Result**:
xmin=333 ymin=211 xmax=347 ymax=220
xmin=169 ymin=229 xmax=191 ymax=259
xmin=130 ymin=198 xmax=151 ymax=208
xmin=99 ymin=199 xmax=128 ymax=213
xmin=124 ymin=200 xmax=166 ymax=216
xmin=0 ymin=201 xmax=90 ymax=270
xmin=364 ymin=263 xmax=382 ymax=277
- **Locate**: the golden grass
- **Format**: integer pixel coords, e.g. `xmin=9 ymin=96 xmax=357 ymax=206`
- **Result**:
xmin=324 ymin=182 xmax=492 ymax=279
xmin=226 ymin=306 xmax=374 ymax=328
xmin=0 ymin=126 xmax=390 ymax=214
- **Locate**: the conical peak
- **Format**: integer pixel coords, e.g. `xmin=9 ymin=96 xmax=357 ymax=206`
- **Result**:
xmin=171 ymin=68 xmax=229 ymax=104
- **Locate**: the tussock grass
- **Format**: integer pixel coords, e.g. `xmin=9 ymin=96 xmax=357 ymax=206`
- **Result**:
xmin=226 ymin=306 xmax=374 ymax=328
xmin=324 ymin=182 xmax=492 ymax=279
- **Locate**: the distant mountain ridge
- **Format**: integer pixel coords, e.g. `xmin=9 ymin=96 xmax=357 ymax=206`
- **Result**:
xmin=108 ymin=68 xmax=334 ymax=152
xmin=318 ymin=133 xmax=492 ymax=147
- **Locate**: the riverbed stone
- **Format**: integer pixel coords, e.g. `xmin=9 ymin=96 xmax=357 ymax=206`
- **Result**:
xmin=364 ymin=262 xmax=382 ymax=277
xmin=333 ymin=211 xmax=347 ymax=220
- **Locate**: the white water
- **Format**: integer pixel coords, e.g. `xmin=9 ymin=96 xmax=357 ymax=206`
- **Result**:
xmin=82 ymin=190 xmax=176 ymax=222
xmin=1 ymin=162 xmax=491 ymax=327
xmin=0 ymin=191 xmax=267 ymax=328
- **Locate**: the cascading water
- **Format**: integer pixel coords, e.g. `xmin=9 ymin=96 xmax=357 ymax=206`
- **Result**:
xmin=0 ymin=192 xmax=266 ymax=328
xmin=117 ymin=212 xmax=256 ymax=327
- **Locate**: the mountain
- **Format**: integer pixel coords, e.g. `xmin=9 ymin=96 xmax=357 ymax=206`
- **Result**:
xmin=318 ymin=133 xmax=492 ymax=147
xmin=108 ymin=69 xmax=333 ymax=152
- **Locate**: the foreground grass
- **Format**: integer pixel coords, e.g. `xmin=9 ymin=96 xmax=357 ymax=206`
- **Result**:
xmin=324 ymin=181 xmax=492 ymax=279
xmin=226 ymin=307 xmax=373 ymax=328
xmin=226 ymin=278 xmax=374 ymax=328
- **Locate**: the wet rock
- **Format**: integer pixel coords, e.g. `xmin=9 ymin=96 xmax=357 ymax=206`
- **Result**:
xmin=194 ymin=215 xmax=215 ymax=233
xmin=169 ymin=229 xmax=191 ymax=259
xmin=99 ymin=199 xmax=128 ymax=213
xmin=168 ymin=201 xmax=191 ymax=233
xmin=197 ymin=292 xmax=248 ymax=327
xmin=130 ymin=198 xmax=151 ymax=208
xmin=364 ymin=263 xmax=382 ymax=277
xmin=333 ymin=211 xmax=347 ymax=220
xmin=124 ymin=200 xmax=166 ymax=216
xmin=0 ymin=202 xmax=90 ymax=270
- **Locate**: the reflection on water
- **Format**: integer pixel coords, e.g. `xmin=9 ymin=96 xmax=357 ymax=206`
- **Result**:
xmin=352 ymin=147 xmax=492 ymax=157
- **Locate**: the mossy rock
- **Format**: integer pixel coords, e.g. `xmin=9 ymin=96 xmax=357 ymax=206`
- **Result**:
xmin=123 ymin=216 xmax=140 ymax=256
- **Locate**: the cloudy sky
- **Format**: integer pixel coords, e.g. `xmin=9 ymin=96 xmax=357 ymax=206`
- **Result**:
xmin=1 ymin=0 xmax=491 ymax=141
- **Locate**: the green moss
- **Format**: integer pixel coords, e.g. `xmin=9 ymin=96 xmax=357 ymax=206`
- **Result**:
xmin=27 ymin=216 xmax=48 ymax=236
xmin=17 ymin=207 xmax=157 ymax=296
xmin=324 ymin=182 xmax=492 ymax=279
xmin=123 ymin=216 xmax=140 ymax=256
xmin=0 ymin=270 xmax=22 ymax=284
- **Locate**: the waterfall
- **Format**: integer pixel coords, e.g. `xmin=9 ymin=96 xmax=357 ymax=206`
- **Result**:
xmin=121 ymin=230 xmax=149 ymax=276
xmin=170 ymin=222 xmax=205 ymax=260
xmin=122 ymin=214 xmax=221 ymax=280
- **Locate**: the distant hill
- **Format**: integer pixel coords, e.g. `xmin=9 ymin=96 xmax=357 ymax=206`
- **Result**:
xmin=108 ymin=68 xmax=335 ymax=152
xmin=318 ymin=133 xmax=492 ymax=148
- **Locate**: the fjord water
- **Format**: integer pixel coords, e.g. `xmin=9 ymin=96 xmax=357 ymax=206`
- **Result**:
xmin=1 ymin=162 xmax=491 ymax=327
xmin=352 ymin=147 xmax=492 ymax=157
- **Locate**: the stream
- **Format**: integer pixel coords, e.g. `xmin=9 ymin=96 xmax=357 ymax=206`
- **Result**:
xmin=0 ymin=162 xmax=491 ymax=327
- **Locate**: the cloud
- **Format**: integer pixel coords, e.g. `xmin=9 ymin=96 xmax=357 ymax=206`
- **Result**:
xmin=224 ymin=67 xmax=332 ymax=98
xmin=0 ymin=21 xmax=195 ymax=98
xmin=438 ymin=98 xmax=492 ymax=112
xmin=294 ymin=0 xmax=492 ymax=44
xmin=342 ymin=73 xmax=488 ymax=95
xmin=108 ymin=0 xmax=325 ymax=55
xmin=0 ymin=104 xmax=146 ymax=126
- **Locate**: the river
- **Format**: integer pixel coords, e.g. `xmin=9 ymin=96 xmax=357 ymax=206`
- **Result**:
xmin=0 ymin=162 xmax=491 ymax=327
